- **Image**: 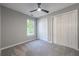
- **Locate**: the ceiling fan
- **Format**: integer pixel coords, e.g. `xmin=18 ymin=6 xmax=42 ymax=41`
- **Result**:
xmin=30 ymin=3 xmax=49 ymax=13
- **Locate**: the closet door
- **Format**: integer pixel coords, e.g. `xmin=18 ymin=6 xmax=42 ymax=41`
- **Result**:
xmin=53 ymin=14 xmax=65 ymax=45
xmin=67 ymin=10 xmax=78 ymax=49
xmin=53 ymin=10 xmax=78 ymax=50
xmin=63 ymin=10 xmax=78 ymax=49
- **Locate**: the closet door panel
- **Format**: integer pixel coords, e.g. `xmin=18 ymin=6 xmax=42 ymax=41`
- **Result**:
xmin=69 ymin=10 xmax=78 ymax=49
xmin=53 ymin=10 xmax=78 ymax=50
xmin=53 ymin=14 xmax=65 ymax=45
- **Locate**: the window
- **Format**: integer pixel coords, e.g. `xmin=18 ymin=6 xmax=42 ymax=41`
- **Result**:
xmin=26 ymin=19 xmax=35 ymax=36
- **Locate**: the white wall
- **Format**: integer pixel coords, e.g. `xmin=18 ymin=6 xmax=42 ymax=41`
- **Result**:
xmin=0 ymin=7 xmax=1 ymax=55
xmin=37 ymin=4 xmax=79 ymax=50
xmin=47 ymin=16 xmax=53 ymax=43
xmin=37 ymin=16 xmax=53 ymax=43
xmin=37 ymin=17 xmax=48 ymax=42
xmin=53 ymin=10 xmax=78 ymax=50
xmin=1 ymin=6 xmax=36 ymax=49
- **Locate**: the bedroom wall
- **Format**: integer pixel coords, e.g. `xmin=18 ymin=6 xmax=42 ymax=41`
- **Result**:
xmin=1 ymin=6 xmax=37 ymax=49
xmin=50 ymin=4 xmax=79 ymax=49
xmin=37 ymin=15 xmax=53 ymax=43
xmin=37 ymin=3 xmax=79 ymax=50
xmin=0 ymin=7 xmax=1 ymax=55
xmin=37 ymin=17 xmax=48 ymax=42
xmin=47 ymin=16 xmax=53 ymax=43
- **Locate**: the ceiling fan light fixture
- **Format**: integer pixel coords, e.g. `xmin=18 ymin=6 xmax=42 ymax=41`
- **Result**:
xmin=30 ymin=3 xmax=49 ymax=13
xmin=37 ymin=8 xmax=41 ymax=11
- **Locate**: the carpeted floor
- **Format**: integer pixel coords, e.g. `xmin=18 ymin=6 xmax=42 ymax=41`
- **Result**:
xmin=1 ymin=39 xmax=79 ymax=56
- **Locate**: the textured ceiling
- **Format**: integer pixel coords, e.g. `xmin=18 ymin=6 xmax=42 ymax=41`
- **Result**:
xmin=1 ymin=3 xmax=74 ymax=18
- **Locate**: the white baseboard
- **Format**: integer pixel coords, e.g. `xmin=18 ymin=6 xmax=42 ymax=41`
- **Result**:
xmin=45 ymin=40 xmax=52 ymax=44
xmin=39 ymin=39 xmax=52 ymax=44
xmin=48 ymin=41 xmax=52 ymax=43
xmin=0 ymin=39 xmax=36 ymax=50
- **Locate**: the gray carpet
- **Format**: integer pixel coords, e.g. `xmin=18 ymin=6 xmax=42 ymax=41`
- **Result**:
xmin=1 ymin=40 xmax=79 ymax=56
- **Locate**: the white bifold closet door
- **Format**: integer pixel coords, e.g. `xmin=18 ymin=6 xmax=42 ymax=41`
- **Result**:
xmin=53 ymin=10 xmax=78 ymax=50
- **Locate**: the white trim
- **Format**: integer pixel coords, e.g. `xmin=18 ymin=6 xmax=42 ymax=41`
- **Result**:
xmin=39 ymin=39 xmax=52 ymax=44
xmin=46 ymin=40 xmax=52 ymax=44
xmin=1 ymin=39 xmax=36 ymax=50
xmin=48 ymin=40 xmax=52 ymax=43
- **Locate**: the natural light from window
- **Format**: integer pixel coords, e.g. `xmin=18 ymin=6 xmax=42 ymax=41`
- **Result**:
xmin=26 ymin=19 xmax=35 ymax=36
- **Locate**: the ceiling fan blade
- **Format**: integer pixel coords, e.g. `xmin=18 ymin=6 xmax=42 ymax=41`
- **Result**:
xmin=42 ymin=9 xmax=49 ymax=13
xmin=37 ymin=3 xmax=41 ymax=8
xmin=30 ymin=9 xmax=37 ymax=12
